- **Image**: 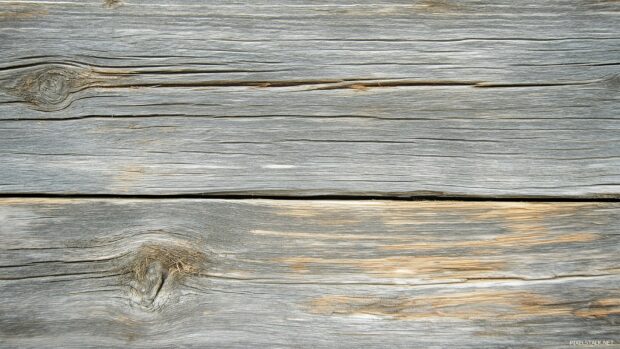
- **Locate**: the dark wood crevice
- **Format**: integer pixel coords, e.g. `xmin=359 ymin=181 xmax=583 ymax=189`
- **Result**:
xmin=0 ymin=192 xmax=618 ymax=202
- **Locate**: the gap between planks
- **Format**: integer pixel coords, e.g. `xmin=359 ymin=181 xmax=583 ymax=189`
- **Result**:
xmin=0 ymin=193 xmax=618 ymax=202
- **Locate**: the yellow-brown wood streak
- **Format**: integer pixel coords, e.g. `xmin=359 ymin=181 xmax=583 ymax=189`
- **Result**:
xmin=0 ymin=4 xmax=48 ymax=21
xmin=308 ymin=290 xmax=619 ymax=320
xmin=381 ymin=232 xmax=599 ymax=251
xmin=277 ymin=256 xmax=504 ymax=279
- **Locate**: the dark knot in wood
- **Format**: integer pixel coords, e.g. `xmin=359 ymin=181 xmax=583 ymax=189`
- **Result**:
xmin=122 ymin=242 xmax=208 ymax=311
xmin=103 ymin=0 xmax=123 ymax=9
xmin=16 ymin=65 xmax=86 ymax=111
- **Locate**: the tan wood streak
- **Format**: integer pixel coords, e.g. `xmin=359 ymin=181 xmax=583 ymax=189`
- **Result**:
xmin=266 ymin=200 xmax=596 ymax=220
xmin=417 ymin=0 xmax=463 ymax=13
xmin=276 ymin=256 xmax=504 ymax=279
xmin=112 ymin=165 xmax=145 ymax=192
xmin=251 ymin=230 xmax=411 ymax=240
xmin=381 ymin=232 xmax=599 ymax=251
xmin=0 ymin=4 xmax=48 ymax=21
xmin=266 ymin=201 xmax=601 ymax=253
xmin=308 ymin=290 xmax=617 ymax=320
xmin=331 ymin=0 xmax=464 ymax=16
xmin=0 ymin=198 xmax=83 ymax=205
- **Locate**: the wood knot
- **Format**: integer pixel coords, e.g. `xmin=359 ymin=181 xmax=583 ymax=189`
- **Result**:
xmin=15 ymin=65 xmax=89 ymax=111
xmin=122 ymin=243 xmax=207 ymax=311
xmin=103 ymin=0 xmax=123 ymax=9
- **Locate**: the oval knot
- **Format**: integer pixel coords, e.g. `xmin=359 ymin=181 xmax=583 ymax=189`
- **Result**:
xmin=16 ymin=65 xmax=84 ymax=111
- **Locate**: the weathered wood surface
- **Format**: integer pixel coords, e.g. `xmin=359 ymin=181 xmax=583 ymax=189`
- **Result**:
xmin=0 ymin=199 xmax=618 ymax=348
xmin=0 ymin=0 xmax=619 ymax=197
xmin=1 ymin=1 xmax=619 ymax=348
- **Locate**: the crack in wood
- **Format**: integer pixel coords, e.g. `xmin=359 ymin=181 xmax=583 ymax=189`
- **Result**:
xmin=1 ymin=63 xmax=615 ymax=112
xmin=0 ymin=193 xmax=618 ymax=201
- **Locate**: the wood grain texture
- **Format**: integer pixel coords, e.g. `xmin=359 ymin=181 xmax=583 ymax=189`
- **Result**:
xmin=1 ymin=2 xmax=618 ymax=348
xmin=0 ymin=0 xmax=619 ymax=197
xmin=0 ymin=199 xmax=618 ymax=348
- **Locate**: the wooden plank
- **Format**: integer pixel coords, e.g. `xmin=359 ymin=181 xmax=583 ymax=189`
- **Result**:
xmin=1 ymin=103 xmax=618 ymax=197
xmin=0 ymin=198 xmax=618 ymax=348
xmin=0 ymin=0 xmax=618 ymax=197
xmin=1 ymin=0 xmax=619 ymax=115
xmin=0 ymin=0 xmax=618 ymax=87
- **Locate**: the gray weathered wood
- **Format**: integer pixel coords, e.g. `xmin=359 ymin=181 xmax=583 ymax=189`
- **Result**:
xmin=1 ymin=0 xmax=619 ymax=85
xmin=0 ymin=0 xmax=619 ymax=197
xmin=1 ymin=102 xmax=619 ymax=197
xmin=1 ymin=2 xmax=619 ymax=348
xmin=0 ymin=199 xmax=618 ymax=348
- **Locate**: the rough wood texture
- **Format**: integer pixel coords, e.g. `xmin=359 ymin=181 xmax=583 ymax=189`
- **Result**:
xmin=0 ymin=0 xmax=619 ymax=197
xmin=1 ymin=2 xmax=619 ymax=348
xmin=0 ymin=199 xmax=618 ymax=348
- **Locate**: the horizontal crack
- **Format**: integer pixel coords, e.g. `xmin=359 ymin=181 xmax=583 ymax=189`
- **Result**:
xmin=3 ymin=62 xmax=615 ymax=112
xmin=192 ymin=272 xmax=619 ymax=287
xmin=0 ymin=192 xmax=617 ymax=202
xmin=475 ymin=81 xmax=598 ymax=88
xmin=309 ymin=79 xmax=481 ymax=90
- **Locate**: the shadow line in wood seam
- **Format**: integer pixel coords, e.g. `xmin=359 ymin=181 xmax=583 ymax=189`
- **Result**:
xmin=0 ymin=193 xmax=618 ymax=202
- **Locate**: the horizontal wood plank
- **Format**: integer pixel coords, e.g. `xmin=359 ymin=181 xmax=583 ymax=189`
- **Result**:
xmin=1 ymin=0 xmax=619 ymax=86
xmin=1 ymin=101 xmax=619 ymax=196
xmin=0 ymin=199 xmax=618 ymax=348
xmin=0 ymin=0 xmax=619 ymax=197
